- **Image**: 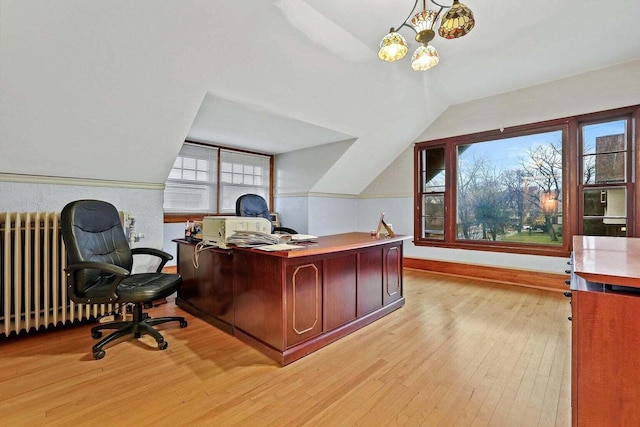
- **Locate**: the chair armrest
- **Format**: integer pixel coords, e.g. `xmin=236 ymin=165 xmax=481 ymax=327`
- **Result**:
xmin=131 ymin=247 xmax=174 ymax=272
xmin=65 ymin=261 xmax=129 ymax=302
xmin=66 ymin=261 xmax=130 ymax=277
xmin=274 ymin=226 xmax=298 ymax=235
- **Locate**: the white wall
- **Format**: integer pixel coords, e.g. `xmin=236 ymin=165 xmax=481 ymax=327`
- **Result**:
xmin=308 ymin=196 xmax=358 ymax=236
xmin=274 ymin=195 xmax=309 ymax=235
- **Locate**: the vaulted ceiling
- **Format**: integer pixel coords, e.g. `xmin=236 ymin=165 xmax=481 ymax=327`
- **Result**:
xmin=2 ymin=1 xmax=639 ymax=195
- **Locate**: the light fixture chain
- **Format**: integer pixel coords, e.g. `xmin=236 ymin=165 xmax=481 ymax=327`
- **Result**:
xmin=395 ymin=0 xmax=420 ymax=33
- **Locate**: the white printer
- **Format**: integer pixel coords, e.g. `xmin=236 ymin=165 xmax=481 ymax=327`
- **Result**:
xmin=202 ymin=216 xmax=272 ymax=249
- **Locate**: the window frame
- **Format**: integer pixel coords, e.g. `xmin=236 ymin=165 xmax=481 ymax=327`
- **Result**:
xmin=414 ymin=105 xmax=639 ymax=257
xmin=164 ymin=141 xmax=274 ymax=223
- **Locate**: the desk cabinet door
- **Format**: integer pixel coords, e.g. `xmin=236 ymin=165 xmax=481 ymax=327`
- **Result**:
xmin=177 ymin=245 xmax=233 ymax=324
xmin=286 ymin=261 xmax=323 ymax=348
xmin=357 ymin=249 xmax=383 ymax=316
xmin=383 ymin=244 xmax=402 ymax=305
xmin=324 ymin=254 xmax=358 ymax=330
xmin=573 ymin=290 xmax=640 ymax=426
xmin=178 ymin=244 xmax=214 ymax=315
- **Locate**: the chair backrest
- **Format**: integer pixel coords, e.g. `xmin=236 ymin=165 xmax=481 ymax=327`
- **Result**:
xmin=61 ymin=200 xmax=132 ymax=298
xmin=235 ymin=194 xmax=273 ymax=230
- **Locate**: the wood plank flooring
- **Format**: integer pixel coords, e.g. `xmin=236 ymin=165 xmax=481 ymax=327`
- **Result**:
xmin=0 ymin=270 xmax=571 ymax=426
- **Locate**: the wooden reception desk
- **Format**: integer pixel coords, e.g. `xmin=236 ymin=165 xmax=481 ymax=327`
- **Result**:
xmin=174 ymin=232 xmax=406 ymax=365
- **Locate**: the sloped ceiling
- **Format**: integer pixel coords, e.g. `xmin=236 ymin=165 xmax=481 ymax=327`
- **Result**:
xmin=1 ymin=1 xmax=640 ymax=195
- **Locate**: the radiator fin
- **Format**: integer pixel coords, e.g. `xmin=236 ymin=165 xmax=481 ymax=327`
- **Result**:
xmin=0 ymin=211 xmax=116 ymax=337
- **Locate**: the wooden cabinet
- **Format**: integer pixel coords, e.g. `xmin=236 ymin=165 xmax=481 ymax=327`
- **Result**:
xmin=571 ymin=278 xmax=640 ymax=426
xmin=176 ymin=233 xmax=406 ymax=365
xmin=175 ymin=242 xmax=234 ymax=332
xmin=571 ymin=236 xmax=640 ymax=426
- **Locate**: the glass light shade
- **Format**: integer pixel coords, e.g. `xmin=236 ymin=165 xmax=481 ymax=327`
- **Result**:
xmin=378 ymin=30 xmax=408 ymax=62
xmin=411 ymin=44 xmax=439 ymax=71
xmin=438 ymin=0 xmax=475 ymax=39
xmin=410 ymin=10 xmax=439 ymax=33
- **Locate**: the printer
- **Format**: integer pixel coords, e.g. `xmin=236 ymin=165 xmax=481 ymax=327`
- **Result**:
xmin=202 ymin=216 xmax=272 ymax=249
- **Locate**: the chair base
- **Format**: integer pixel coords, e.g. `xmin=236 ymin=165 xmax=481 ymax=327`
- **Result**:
xmin=90 ymin=303 xmax=187 ymax=359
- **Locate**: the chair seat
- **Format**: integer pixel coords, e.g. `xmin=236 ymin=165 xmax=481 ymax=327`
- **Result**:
xmin=84 ymin=273 xmax=181 ymax=303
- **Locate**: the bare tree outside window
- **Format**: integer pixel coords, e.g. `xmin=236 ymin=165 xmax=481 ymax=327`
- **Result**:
xmin=456 ymin=131 xmax=563 ymax=245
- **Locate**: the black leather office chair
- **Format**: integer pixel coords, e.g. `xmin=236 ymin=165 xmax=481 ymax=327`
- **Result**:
xmin=61 ymin=199 xmax=187 ymax=359
xmin=235 ymin=194 xmax=297 ymax=234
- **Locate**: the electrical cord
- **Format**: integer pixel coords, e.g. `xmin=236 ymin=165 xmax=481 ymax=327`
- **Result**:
xmin=192 ymin=241 xmax=216 ymax=269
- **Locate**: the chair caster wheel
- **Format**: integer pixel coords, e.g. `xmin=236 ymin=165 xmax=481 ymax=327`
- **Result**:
xmin=180 ymin=320 xmax=188 ymax=328
xmin=91 ymin=331 xmax=102 ymax=339
xmin=158 ymin=341 xmax=168 ymax=350
xmin=93 ymin=350 xmax=105 ymax=360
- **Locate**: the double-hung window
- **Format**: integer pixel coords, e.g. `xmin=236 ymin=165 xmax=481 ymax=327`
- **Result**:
xmin=164 ymin=142 xmax=272 ymax=215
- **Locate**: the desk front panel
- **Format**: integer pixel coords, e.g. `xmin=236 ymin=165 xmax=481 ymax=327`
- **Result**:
xmin=176 ymin=235 xmax=405 ymax=365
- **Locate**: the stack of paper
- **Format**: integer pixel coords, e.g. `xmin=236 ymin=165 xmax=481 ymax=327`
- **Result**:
xmin=226 ymin=231 xmax=318 ymax=248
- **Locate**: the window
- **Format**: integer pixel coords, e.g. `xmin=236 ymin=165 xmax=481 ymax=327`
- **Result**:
xmin=579 ymin=118 xmax=632 ymax=237
xmin=219 ymin=149 xmax=270 ymax=212
xmin=164 ymin=142 xmax=272 ymax=215
xmin=415 ymin=105 xmax=639 ymax=256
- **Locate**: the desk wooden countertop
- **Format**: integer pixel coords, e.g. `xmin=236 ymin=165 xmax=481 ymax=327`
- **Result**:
xmin=235 ymin=232 xmax=410 ymax=258
xmin=572 ymin=235 xmax=640 ymax=288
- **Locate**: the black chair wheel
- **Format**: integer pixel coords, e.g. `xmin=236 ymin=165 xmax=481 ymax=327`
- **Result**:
xmin=93 ymin=350 xmax=106 ymax=360
xmin=180 ymin=320 xmax=188 ymax=328
xmin=158 ymin=341 xmax=168 ymax=350
xmin=91 ymin=331 xmax=102 ymax=339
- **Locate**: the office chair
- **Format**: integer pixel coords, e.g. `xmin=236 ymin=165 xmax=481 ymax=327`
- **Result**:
xmin=61 ymin=199 xmax=187 ymax=359
xmin=235 ymin=194 xmax=298 ymax=234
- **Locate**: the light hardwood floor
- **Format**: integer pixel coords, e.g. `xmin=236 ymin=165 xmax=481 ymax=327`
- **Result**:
xmin=0 ymin=270 xmax=571 ymax=426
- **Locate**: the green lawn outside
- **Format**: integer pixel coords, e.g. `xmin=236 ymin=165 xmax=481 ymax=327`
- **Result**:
xmin=500 ymin=232 xmax=563 ymax=245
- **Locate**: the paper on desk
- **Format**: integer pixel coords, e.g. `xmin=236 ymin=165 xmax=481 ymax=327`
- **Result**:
xmin=254 ymin=243 xmax=306 ymax=251
xmin=290 ymin=234 xmax=318 ymax=242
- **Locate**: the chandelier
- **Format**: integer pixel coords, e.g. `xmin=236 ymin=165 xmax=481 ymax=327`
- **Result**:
xmin=378 ymin=0 xmax=475 ymax=71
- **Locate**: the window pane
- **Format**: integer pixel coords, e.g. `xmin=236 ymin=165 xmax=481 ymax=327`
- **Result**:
xmin=196 ymin=159 xmax=209 ymax=171
xmin=183 ymin=170 xmax=196 ymax=181
xmin=163 ymin=182 xmax=214 ymax=212
xmin=583 ymin=153 xmax=626 ymax=184
xmin=422 ymin=194 xmax=444 ymax=239
xmin=163 ymin=143 xmax=218 ymax=212
xmin=422 ymin=147 xmax=445 ymax=193
xmin=219 ymin=150 xmax=270 ymax=213
xmin=582 ymin=120 xmax=626 ymax=155
xmin=168 ymin=168 xmax=181 ymax=180
xmin=456 ymin=130 xmax=563 ymax=245
xmin=583 ymin=187 xmax=626 ymax=237
xmin=582 ymin=120 xmax=627 ymax=184
xmin=183 ymin=157 xmax=196 ymax=170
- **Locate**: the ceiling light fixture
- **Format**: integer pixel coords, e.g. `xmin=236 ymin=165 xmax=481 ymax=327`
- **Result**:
xmin=378 ymin=0 xmax=475 ymax=71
